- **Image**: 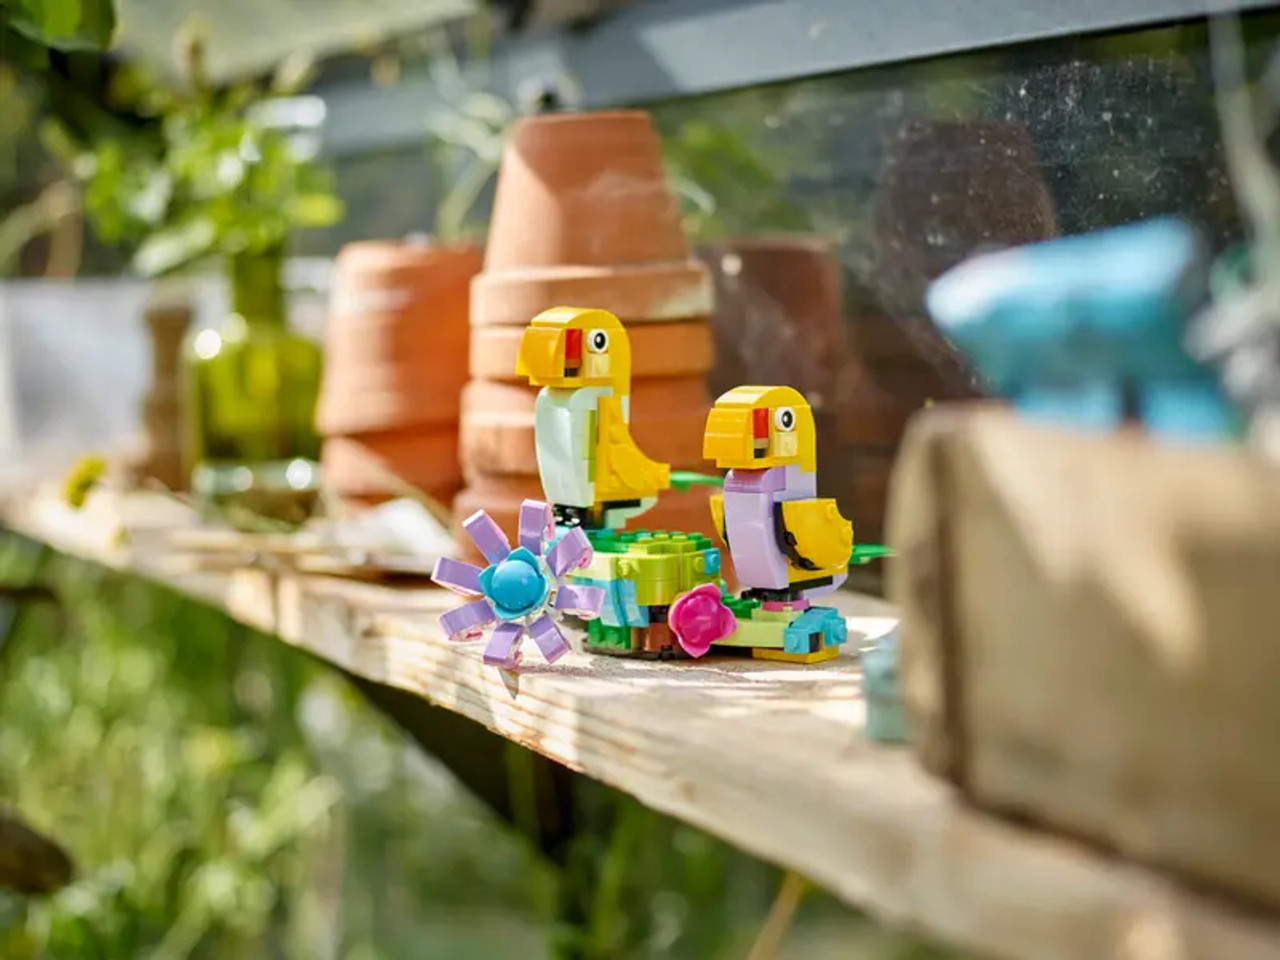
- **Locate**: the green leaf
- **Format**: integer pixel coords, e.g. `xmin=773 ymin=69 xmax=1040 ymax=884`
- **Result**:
xmin=72 ymin=0 xmax=115 ymax=48
xmin=286 ymin=192 xmax=343 ymax=228
xmin=5 ymin=0 xmax=116 ymax=50
xmin=132 ymin=217 xmax=217 ymax=277
xmin=0 ymin=23 xmax=50 ymax=70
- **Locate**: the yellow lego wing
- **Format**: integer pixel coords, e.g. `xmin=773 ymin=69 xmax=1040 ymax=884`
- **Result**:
xmin=594 ymin=395 xmax=671 ymax=500
xmin=709 ymin=493 xmax=726 ymax=546
xmin=778 ymin=498 xmax=854 ymax=573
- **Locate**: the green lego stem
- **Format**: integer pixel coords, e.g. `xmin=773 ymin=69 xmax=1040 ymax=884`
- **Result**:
xmin=669 ymin=470 xmax=725 ymax=490
xmin=849 ymin=544 xmax=893 ymax=565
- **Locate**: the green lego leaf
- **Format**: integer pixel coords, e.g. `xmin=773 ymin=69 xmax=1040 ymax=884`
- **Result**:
xmin=849 ymin=544 xmax=893 ymax=565
xmin=669 ymin=471 xmax=724 ymax=490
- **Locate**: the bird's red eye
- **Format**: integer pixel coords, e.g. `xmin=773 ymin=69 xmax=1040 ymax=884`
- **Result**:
xmin=752 ymin=407 xmax=769 ymax=439
xmin=564 ymin=329 xmax=582 ymax=364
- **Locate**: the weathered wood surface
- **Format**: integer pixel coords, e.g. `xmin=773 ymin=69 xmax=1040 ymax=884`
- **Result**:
xmin=5 ymin=483 xmax=1280 ymax=960
xmin=889 ymin=407 xmax=1280 ymax=918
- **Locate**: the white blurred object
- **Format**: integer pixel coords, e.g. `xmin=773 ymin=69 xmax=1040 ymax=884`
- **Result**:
xmin=313 ymin=498 xmax=458 ymax=562
xmin=0 ymin=279 xmax=156 ymax=481
xmin=0 ymin=264 xmax=333 ymax=487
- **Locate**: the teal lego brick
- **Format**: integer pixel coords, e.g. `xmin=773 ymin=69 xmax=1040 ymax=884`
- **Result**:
xmin=613 ymin=578 xmax=648 ymax=627
xmin=862 ymin=629 xmax=909 ymax=743
xmin=702 ymin=547 xmax=720 ymax=576
xmin=784 ymin=606 xmax=846 ymax=655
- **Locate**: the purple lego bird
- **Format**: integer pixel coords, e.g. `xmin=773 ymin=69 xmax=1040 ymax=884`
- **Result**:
xmin=703 ymin=386 xmax=854 ymax=602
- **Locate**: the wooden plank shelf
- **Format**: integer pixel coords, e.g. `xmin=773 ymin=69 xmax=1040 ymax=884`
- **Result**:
xmin=3 ymin=483 xmax=1280 ymax=960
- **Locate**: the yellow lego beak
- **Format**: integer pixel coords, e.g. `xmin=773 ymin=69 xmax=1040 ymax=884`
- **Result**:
xmin=516 ymin=325 xmax=614 ymax=387
xmin=703 ymin=406 xmax=755 ymax=468
xmin=702 ymin=403 xmax=801 ymax=469
xmin=516 ymin=327 xmax=563 ymax=385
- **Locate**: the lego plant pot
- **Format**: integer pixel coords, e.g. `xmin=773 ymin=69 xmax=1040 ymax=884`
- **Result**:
xmin=182 ymin=246 xmax=323 ymax=524
xmin=318 ymin=239 xmax=480 ymax=507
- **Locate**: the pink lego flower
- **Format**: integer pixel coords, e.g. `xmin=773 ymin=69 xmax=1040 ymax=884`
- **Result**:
xmin=668 ymin=583 xmax=738 ymax=658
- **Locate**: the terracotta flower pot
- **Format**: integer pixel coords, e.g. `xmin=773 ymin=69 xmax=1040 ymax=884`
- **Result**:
xmin=319 ymin=239 xmax=481 ymax=506
xmin=321 ymin=428 xmax=461 ymax=506
xmin=471 ymin=110 xmax=713 ymax=326
xmin=699 ymin=235 xmax=849 ymax=408
xmin=459 ymin=376 xmax=710 ymax=478
xmin=468 ymin=320 xmax=713 ymax=382
xmin=319 ymin=240 xmax=481 ymax=436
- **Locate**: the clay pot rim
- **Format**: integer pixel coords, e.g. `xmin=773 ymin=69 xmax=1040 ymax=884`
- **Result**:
xmin=336 ymin=238 xmax=484 ymax=268
xmin=698 ymin=233 xmax=836 ymax=254
xmin=470 ymin=260 xmax=714 ymax=326
xmin=473 ymin=260 xmax=709 ymax=282
xmin=511 ymin=109 xmax=655 ymax=129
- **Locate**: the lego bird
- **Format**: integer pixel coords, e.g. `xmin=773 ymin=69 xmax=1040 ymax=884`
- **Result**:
xmin=702 ymin=386 xmax=853 ymax=601
xmin=516 ymin=307 xmax=671 ymax=530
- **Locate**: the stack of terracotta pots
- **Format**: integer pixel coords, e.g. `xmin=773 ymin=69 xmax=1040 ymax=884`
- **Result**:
xmin=458 ymin=110 xmax=718 ymax=553
xmin=318 ymin=238 xmax=483 ymax=508
xmin=699 ymin=235 xmax=849 ymax=476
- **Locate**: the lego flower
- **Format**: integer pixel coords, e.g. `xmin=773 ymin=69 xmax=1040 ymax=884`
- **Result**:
xmin=431 ymin=499 xmax=604 ymax=669
xmin=669 ymin=583 xmax=738 ymax=658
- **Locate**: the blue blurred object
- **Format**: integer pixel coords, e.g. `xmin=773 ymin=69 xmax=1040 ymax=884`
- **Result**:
xmin=926 ymin=217 xmax=1242 ymax=440
xmin=862 ymin=628 xmax=909 ymax=745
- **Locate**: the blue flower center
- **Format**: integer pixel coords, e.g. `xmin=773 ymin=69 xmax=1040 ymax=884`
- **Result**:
xmin=489 ymin=558 xmax=545 ymax=613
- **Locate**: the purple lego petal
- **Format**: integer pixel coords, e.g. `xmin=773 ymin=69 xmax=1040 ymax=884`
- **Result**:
xmin=440 ymin=597 xmax=496 ymax=642
xmin=555 ymin=584 xmax=606 ymax=620
xmin=483 ymin=622 xmax=524 ymax=669
xmin=431 ymin=557 xmax=483 ymax=596
xmin=463 ymin=510 xmax=511 ymax=565
xmin=528 ymin=615 xmax=570 ymax=664
xmin=518 ymin=500 xmax=554 ymax=555
xmin=545 ymin=526 xmax=592 ymax=578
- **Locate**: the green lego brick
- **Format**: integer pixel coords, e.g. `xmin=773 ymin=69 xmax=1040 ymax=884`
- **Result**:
xmin=715 ymin=617 xmax=786 ymax=649
xmin=586 ymin=619 xmax=634 ymax=651
xmin=724 ymin=595 xmax=761 ymax=619
xmin=615 ymin=552 xmax=681 ymax=606
xmin=755 ymin=606 xmax=800 ymax=623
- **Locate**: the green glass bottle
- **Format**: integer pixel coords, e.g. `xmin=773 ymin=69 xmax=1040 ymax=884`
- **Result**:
xmin=183 ymin=245 xmax=323 ymax=525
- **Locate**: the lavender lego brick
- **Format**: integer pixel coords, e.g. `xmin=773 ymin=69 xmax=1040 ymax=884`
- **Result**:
xmin=528 ymin=614 xmax=570 ymax=664
xmin=546 ymin=526 xmax=592 ymax=578
xmin=440 ymin=597 xmax=496 ymax=641
xmin=483 ymin=621 xmax=524 ymax=669
xmin=462 ymin=509 xmax=512 ymax=565
xmin=519 ymin=500 xmax=555 ymax=555
xmin=432 ymin=557 xmax=483 ymax=596
xmin=723 ymin=471 xmax=790 ymax=589
xmin=555 ymin=583 xmax=606 ymax=619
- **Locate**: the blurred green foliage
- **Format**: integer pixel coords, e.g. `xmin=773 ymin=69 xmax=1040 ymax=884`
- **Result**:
xmin=0 ymin=0 xmax=117 ymax=64
xmin=44 ymin=34 xmax=344 ymax=276
xmin=659 ymin=90 xmax=814 ymax=244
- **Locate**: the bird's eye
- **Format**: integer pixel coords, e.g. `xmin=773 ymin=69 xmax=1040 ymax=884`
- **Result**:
xmin=774 ymin=406 xmax=796 ymax=432
xmin=587 ymin=329 xmax=609 ymax=353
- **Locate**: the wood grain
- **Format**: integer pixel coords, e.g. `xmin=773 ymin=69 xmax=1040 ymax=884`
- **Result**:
xmin=890 ymin=407 xmax=1280 ymax=917
xmin=4 ymin=483 xmax=1280 ymax=960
